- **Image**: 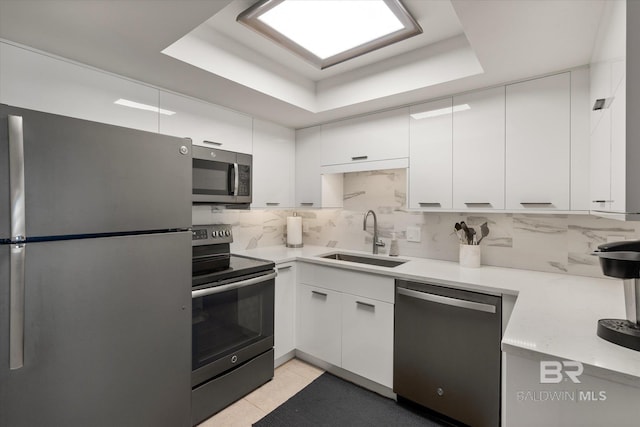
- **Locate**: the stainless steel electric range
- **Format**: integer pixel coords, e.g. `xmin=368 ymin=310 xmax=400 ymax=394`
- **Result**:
xmin=190 ymin=224 xmax=276 ymax=426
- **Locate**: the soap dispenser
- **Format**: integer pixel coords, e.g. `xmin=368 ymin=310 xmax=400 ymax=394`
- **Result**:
xmin=389 ymin=232 xmax=399 ymax=257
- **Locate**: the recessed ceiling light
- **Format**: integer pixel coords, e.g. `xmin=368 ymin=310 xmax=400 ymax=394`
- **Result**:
xmin=114 ymin=99 xmax=176 ymax=116
xmin=237 ymin=0 xmax=422 ymax=69
xmin=410 ymin=104 xmax=471 ymax=120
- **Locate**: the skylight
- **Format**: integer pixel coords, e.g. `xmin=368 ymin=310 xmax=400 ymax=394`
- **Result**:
xmin=237 ymin=0 xmax=422 ymax=69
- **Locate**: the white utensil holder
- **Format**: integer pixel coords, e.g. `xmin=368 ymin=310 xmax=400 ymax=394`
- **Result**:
xmin=459 ymin=244 xmax=481 ymax=268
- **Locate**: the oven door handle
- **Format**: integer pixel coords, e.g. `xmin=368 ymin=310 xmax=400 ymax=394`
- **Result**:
xmin=192 ymin=271 xmax=277 ymax=298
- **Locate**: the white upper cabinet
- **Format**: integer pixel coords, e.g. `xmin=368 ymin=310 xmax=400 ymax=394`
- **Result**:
xmin=295 ymin=126 xmax=322 ymax=208
xmin=505 ymin=72 xmax=571 ymax=210
xmin=0 ymin=43 xmax=159 ymax=132
xmin=569 ymin=67 xmax=591 ymax=212
xmin=452 ymin=87 xmax=505 ymax=210
xmin=295 ymin=126 xmax=344 ymax=209
xmin=590 ymin=61 xmax=614 ymax=212
xmin=609 ymin=59 xmax=627 ymax=214
xmin=252 ymin=119 xmax=295 ymax=208
xmin=158 ymin=91 xmax=253 ymax=154
xmin=587 ymin=0 xmax=640 ymax=219
xmin=321 ymin=108 xmax=409 ymax=173
xmin=409 ymin=98 xmax=453 ymax=209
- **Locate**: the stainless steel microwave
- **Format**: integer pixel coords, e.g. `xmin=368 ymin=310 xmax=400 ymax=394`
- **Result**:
xmin=192 ymin=146 xmax=252 ymax=206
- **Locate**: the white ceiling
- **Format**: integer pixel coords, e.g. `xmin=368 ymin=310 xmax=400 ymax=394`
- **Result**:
xmin=0 ymin=0 xmax=605 ymax=129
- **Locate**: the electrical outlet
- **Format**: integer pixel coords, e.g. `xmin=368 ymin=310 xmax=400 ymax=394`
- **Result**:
xmin=302 ymin=222 xmax=309 ymax=233
xmin=406 ymin=226 xmax=421 ymax=243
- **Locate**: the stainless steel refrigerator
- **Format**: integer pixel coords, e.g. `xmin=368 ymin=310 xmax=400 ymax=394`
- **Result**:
xmin=0 ymin=104 xmax=192 ymax=426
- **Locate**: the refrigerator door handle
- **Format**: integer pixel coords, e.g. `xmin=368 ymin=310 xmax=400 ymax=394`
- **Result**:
xmin=8 ymin=115 xmax=26 ymax=241
xmin=10 ymin=243 xmax=26 ymax=370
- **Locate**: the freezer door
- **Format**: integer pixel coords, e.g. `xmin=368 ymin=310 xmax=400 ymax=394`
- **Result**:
xmin=0 ymin=232 xmax=191 ymax=427
xmin=0 ymin=104 xmax=191 ymax=239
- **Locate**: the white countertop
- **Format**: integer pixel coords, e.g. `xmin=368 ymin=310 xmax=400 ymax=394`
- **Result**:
xmin=236 ymin=245 xmax=640 ymax=387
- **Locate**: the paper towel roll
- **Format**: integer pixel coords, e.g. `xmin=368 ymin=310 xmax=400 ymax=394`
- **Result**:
xmin=286 ymin=216 xmax=303 ymax=248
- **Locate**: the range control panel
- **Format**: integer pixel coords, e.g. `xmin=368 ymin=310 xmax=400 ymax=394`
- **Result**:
xmin=191 ymin=224 xmax=233 ymax=246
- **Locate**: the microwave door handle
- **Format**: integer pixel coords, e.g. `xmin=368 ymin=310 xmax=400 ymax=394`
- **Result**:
xmin=227 ymin=163 xmax=235 ymax=195
xmin=233 ymin=163 xmax=239 ymax=196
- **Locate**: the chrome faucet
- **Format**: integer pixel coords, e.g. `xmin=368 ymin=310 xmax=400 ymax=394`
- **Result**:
xmin=363 ymin=210 xmax=385 ymax=255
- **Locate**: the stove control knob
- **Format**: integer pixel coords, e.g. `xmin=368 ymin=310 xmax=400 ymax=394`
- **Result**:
xmin=211 ymin=230 xmax=218 ymax=238
xmin=225 ymin=230 xmax=231 ymax=237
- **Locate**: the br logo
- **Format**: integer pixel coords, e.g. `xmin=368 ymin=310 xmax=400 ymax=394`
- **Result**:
xmin=540 ymin=360 xmax=584 ymax=384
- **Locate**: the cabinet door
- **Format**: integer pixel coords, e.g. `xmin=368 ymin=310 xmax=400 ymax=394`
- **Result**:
xmin=0 ymin=43 xmax=159 ymax=132
xmin=158 ymin=91 xmax=252 ymax=154
xmin=321 ymin=108 xmax=409 ymax=166
xmin=453 ymin=87 xmax=505 ymax=210
xmin=252 ymin=119 xmax=295 ymax=208
xmin=296 ymin=284 xmax=341 ymax=367
xmin=589 ymin=61 xmax=613 ymax=211
xmin=295 ymin=126 xmax=322 ymax=208
xmin=409 ymin=98 xmax=453 ymax=209
xmin=274 ymin=263 xmax=296 ymax=362
xmin=341 ymin=294 xmax=394 ymax=388
xmin=610 ymin=59 xmax=627 ymax=213
xmin=505 ymin=73 xmax=571 ymax=210
xmin=590 ymin=109 xmax=612 ymax=211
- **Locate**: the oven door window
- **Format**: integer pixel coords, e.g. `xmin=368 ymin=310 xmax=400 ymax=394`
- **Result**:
xmin=192 ymin=159 xmax=231 ymax=196
xmin=192 ymin=281 xmax=274 ymax=371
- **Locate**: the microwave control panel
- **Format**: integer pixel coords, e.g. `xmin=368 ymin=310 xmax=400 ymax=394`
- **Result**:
xmin=238 ymin=165 xmax=251 ymax=197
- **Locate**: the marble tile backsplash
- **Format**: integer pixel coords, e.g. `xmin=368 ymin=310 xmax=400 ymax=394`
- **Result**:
xmin=193 ymin=169 xmax=640 ymax=278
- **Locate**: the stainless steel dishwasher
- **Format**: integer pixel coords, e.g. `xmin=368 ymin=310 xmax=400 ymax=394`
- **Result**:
xmin=394 ymin=279 xmax=502 ymax=427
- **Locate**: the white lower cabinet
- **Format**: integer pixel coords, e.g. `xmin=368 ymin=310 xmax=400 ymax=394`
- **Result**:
xmin=341 ymin=293 xmax=394 ymax=388
xmin=296 ymin=283 xmax=342 ymax=367
xmin=274 ymin=263 xmax=296 ymax=363
xmin=296 ymin=263 xmax=394 ymax=388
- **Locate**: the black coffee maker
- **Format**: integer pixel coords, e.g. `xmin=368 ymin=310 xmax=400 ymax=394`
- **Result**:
xmin=592 ymin=240 xmax=640 ymax=351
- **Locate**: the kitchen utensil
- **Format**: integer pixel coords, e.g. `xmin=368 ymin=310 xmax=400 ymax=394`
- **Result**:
xmin=469 ymin=227 xmax=476 ymax=245
xmin=477 ymin=222 xmax=490 ymax=244
xmin=460 ymin=221 xmax=472 ymax=244
xmin=454 ymin=223 xmax=466 ymax=244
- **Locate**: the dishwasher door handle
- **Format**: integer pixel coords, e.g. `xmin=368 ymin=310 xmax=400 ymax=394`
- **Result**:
xmin=397 ymin=287 xmax=496 ymax=314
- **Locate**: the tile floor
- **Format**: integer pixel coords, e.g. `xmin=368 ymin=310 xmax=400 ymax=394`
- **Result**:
xmin=197 ymin=358 xmax=325 ymax=427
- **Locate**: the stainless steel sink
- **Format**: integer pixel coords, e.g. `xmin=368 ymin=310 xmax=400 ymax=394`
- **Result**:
xmin=320 ymin=252 xmax=408 ymax=268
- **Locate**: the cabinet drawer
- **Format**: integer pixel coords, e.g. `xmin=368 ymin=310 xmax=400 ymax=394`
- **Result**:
xmin=298 ymin=263 xmax=394 ymax=303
